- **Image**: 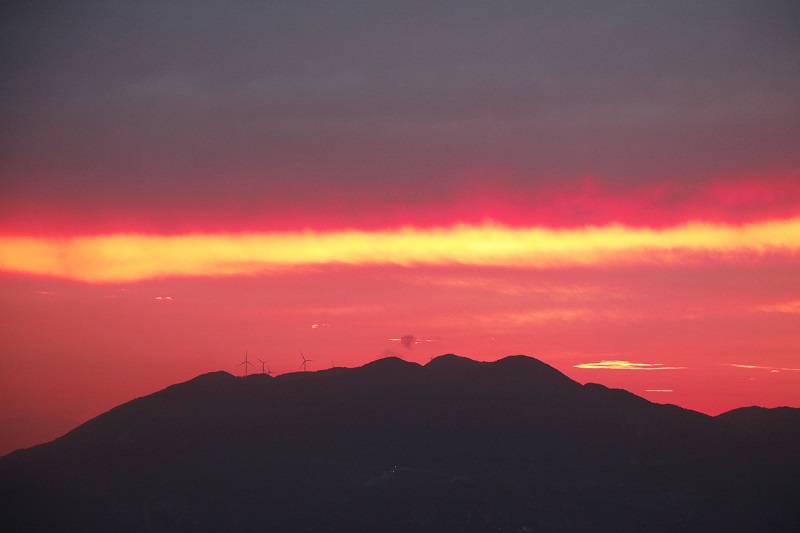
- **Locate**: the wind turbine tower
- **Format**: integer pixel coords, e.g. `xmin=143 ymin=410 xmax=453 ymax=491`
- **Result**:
xmin=237 ymin=350 xmax=254 ymax=377
xmin=299 ymin=351 xmax=316 ymax=372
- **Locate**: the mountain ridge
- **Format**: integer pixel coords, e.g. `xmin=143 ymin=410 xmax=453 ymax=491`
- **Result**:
xmin=2 ymin=354 xmax=799 ymax=531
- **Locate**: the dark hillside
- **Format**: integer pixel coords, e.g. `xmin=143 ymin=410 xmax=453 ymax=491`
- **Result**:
xmin=2 ymin=355 xmax=798 ymax=531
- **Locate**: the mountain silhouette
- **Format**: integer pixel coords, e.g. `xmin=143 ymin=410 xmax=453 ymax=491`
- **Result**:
xmin=0 ymin=412 xmax=79 ymax=456
xmin=2 ymin=355 xmax=798 ymax=532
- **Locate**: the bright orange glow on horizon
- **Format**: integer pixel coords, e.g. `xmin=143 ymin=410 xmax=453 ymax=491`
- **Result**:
xmin=2 ymin=217 xmax=800 ymax=283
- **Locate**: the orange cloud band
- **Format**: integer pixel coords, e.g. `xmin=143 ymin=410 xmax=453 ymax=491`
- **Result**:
xmin=574 ymin=360 xmax=688 ymax=370
xmin=1 ymin=217 xmax=799 ymax=282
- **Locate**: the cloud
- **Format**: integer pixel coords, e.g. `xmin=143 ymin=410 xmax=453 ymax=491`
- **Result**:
xmin=389 ymin=335 xmax=438 ymax=349
xmin=728 ymin=364 xmax=800 ymax=372
xmin=575 ymin=360 xmax=687 ymax=370
xmin=453 ymin=307 xmax=639 ymax=328
xmin=4 ymin=2 xmax=798 ymax=220
xmin=399 ymin=335 xmax=416 ymax=349
xmin=754 ymin=300 xmax=800 ymax=314
xmin=489 ymin=308 xmax=614 ymax=323
xmin=2 ymin=216 xmax=800 ymax=282
xmin=402 ymin=274 xmax=615 ymax=300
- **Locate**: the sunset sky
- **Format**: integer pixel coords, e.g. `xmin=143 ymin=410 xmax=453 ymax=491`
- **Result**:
xmin=2 ymin=1 xmax=799 ymax=452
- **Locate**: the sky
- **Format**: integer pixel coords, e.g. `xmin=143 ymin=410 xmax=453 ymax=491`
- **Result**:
xmin=1 ymin=1 xmax=800 ymax=453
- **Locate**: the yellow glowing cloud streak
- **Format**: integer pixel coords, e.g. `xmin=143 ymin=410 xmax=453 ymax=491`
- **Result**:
xmin=728 ymin=364 xmax=800 ymax=371
xmin=1 ymin=217 xmax=799 ymax=283
xmin=575 ymin=360 xmax=687 ymax=370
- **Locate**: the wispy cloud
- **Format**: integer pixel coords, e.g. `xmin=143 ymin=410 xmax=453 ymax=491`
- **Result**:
xmin=389 ymin=335 xmax=438 ymax=349
xmin=753 ymin=300 xmax=800 ymax=314
xmin=399 ymin=274 xmax=614 ymax=299
xmin=2 ymin=217 xmax=800 ymax=282
xmin=458 ymin=306 xmax=638 ymax=327
xmin=284 ymin=304 xmax=386 ymax=316
xmin=496 ymin=309 xmax=599 ymax=323
xmin=575 ymin=360 xmax=687 ymax=370
xmin=728 ymin=363 xmax=800 ymax=372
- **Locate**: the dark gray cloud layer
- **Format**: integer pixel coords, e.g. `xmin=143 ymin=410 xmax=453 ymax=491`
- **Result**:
xmin=2 ymin=1 xmax=799 ymax=215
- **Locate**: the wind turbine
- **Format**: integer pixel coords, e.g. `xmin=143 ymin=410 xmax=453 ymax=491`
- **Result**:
xmin=237 ymin=350 xmax=254 ymax=377
xmin=299 ymin=351 xmax=316 ymax=372
xmin=256 ymin=357 xmax=270 ymax=375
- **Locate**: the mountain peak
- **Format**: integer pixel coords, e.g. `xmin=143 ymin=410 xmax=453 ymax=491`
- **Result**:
xmin=487 ymin=354 xmax=578 ymax=387
xmin=362 ymin=356 xmax=421 ymax=371
xmin=493 ymin=354 xmax=559 ymax=371
xmin=189 ymin=370 xmax=238 ymax=383
xmin=425 ymin=353 xmax=481 ymax=370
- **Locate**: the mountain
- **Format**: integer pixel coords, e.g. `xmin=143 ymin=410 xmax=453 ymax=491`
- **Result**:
xmin=2 ymin=355 xmax=799 ymax=532
xmin=0 ymin=412 xmax=79 ymax=456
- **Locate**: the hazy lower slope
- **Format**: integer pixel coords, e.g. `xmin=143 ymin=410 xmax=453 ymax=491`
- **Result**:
xmin=0 ymin=413 xmax=79 ymax=456
xmin=2 ymin=354 xmax=799 ymax=532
